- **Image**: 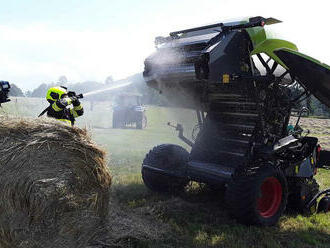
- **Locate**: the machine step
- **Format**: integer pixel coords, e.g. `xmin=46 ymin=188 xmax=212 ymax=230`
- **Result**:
xmin=187 ymin=161 xmax=236 ymax=183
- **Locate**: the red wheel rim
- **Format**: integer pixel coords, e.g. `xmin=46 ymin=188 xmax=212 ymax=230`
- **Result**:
xmin=257 ymin=177 xmax=282 ymax=218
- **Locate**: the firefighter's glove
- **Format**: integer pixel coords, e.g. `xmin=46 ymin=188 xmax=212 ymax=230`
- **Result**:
xmin=71 ymin=96 xmax=81 ymax=107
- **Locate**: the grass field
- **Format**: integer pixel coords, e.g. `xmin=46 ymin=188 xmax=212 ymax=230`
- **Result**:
xmin=1 ymin=98 xmax=330 ymax=247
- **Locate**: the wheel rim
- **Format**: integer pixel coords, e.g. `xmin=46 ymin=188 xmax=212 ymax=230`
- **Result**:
xmin=257 ymin=177 xmax=282 ymax=218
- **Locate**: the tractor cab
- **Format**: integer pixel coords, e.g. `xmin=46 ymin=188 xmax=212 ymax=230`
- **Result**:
xmin=114 ymin=93 xmax=141 ymax=107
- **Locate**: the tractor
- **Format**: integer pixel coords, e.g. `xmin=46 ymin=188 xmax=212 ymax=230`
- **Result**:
xmin=141 ymin=16 xmax=330 ymax=226
xmin=112 ymin=93 xmax=147 ymax=129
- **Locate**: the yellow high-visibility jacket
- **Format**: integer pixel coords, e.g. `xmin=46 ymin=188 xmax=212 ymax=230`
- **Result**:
xmin=47 ymin=97 xmax=84 ymax=126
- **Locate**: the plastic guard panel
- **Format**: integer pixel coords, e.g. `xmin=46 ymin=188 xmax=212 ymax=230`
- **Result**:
xmin=274 ymin=49 xmax=330 ymax=108
xmin=188 ymin=82 xmax=258 ymax=183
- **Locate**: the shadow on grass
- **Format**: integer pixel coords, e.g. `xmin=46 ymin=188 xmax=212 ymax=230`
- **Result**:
xmin=112 ymin=180 xmax=226 ymax=208
xmin=110 ymin=180 xmax=330 ymax=248
xmin=147 ymin=192 xmax=330 ymax=248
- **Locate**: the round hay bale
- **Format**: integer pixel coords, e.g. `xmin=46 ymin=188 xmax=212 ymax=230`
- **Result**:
xmin=0 ymin=116 xmax=111 ymax=248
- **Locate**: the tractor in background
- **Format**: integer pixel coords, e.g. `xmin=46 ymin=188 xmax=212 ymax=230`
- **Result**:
xmin=112 ymin=93 xmax=147 ymax=129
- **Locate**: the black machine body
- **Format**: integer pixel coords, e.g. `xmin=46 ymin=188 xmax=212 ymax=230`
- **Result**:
xmin=0 ymin=81 xmax=11 ymax=105
xmin=141 ymin=16 xmax=330 ymax=225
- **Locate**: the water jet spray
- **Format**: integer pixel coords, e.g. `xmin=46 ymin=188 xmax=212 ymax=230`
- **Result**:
xmin=83 ymin=81 xmax=133 ymax=97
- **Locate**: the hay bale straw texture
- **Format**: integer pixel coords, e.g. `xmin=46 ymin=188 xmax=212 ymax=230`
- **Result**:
xmin=0 ymin=116 xmax=111 ymax=248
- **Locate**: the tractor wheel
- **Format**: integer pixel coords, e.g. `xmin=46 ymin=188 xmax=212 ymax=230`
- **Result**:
xmin=287 ymin=178 xmax=319 ymax=214
xmin=142 ymin=144 xmax=189 ymax=193
xmin=225 ymin=165 xmax=288 ymax=226
xmin=112 ymin=114 xmax=118 ymax=128
xmin=136 ymin=115 xmax=147 ymax=129
xmin=317 ymin=196 xmax=330 ymax=213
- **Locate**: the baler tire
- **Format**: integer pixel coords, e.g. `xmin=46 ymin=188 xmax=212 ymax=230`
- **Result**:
xmin=225 ymin=165 xmax=288 ymax=226
xmin=207 ymin=183 xmax=227 ymax=195
xmin=317 ymin=196 xmax=330 ymax=213
xmin=142 ymin=144 xmax=189 ymax=193
xmin=287 ymin=178 xmax=319 ymax=214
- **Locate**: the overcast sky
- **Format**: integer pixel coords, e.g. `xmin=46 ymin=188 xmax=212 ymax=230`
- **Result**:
xmin=0 ymin=0 xmax=329 ymax=91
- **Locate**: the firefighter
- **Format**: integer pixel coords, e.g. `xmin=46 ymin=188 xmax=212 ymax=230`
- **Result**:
xmin=39 ymin=86 xmax=84 ymax=126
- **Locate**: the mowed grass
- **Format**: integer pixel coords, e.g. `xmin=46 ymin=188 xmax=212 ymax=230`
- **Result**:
xmin=1 ymin=97 xmax=330 ymax=248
